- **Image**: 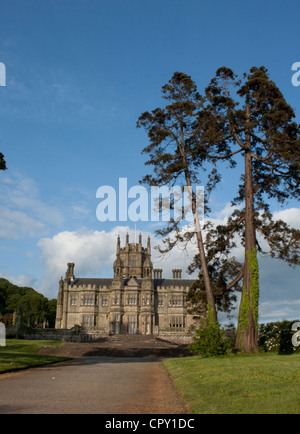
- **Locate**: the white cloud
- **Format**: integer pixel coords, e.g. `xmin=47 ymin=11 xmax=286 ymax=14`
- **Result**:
xmin=211 ymin=202 xmax=242 ymax=223
xmin=0 ymin=172 xmax=64 ymax=227
xmin=37 ymin=226 xmax=199 ymax=298
xmin=152 ymin=240 xmax=198 ymax=279
xmin=0 ymin=272 xmax=37 ymax=288
xmin=0 ymin=207 xmax=46 ymax=239
xmin=273 ymin=208 xmax=300 ymax=229
xmin=259 ymin=299 xmax=300 ymax=322
xmin=38 ymin=226 xmax=128 ymax=297
xmin=0 ymin=172 xmax=97 ymax=242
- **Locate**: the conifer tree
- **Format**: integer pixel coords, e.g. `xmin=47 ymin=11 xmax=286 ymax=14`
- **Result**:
xmin=204 ymin=66 xmax=300 ymax=352
xmin=0 ymin=153 xmax=6 ymax=171
xmin=137 ymin=72 xmax=221 ymax=322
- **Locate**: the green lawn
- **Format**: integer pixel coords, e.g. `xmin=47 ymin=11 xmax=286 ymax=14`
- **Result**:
xmin=0 ymin=339 xmax=69 ymax=374
xmin=164 ymin=352 xmax=300 ymax=414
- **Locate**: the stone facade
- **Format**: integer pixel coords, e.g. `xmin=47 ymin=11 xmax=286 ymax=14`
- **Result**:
xmin=55 ymin=235 xmax=196 ymax=337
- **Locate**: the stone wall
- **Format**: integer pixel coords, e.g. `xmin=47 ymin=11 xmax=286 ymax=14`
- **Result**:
xmin=6 ymin=325 xmax=195 ymax=344
xmin=23 ymin=328 xmax=107 ymax=343
xmin=156 ymin=331 xmax=194 ymax=344
xmin=6 ymin=325 xmax=24 ymax=339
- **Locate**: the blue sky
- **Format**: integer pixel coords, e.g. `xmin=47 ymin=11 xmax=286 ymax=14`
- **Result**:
xmin=0 ymin=0 xmax=299 ymax=323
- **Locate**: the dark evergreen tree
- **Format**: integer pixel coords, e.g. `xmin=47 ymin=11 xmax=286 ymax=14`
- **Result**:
xmin=187 ymin=217 xmax=243 ymax=322
xmin=0 ymin=278 xmax=56 ymax=327
xmin=137 ymin=72 xmax=221 ymax=322
xmin=0 ymin=152 xmax=6 ymax=171
xmin=203 ymin=66 xmax=300 ymax=352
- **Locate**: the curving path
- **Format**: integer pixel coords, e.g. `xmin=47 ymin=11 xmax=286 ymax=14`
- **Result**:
xmin=0 ymin=356 xmax=186 ymax=414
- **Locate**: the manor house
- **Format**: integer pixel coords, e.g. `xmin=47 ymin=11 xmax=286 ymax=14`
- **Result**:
xmin=55 ymin=234 xmax=196 ymax=337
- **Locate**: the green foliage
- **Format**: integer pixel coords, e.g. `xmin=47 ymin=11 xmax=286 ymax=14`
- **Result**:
xmin=247 ymin=248 xmax=259 ymax=331
xmin=0 ymin=312 xmax=14 ymax=326
xmin=259 ymin=321 xmax=300 ymax=354
xmin=236 ymin=248 xmax=259 ymax=349
xmin=187 ymin=248 xmax=241 ymax=317
xmin=137 ymin=71 xmax=214 ymax=247
xmin=137 ymin=71 xmax=220 ymax=321
xmin=0 ymin=278 xmax=57 ymax=327
xmin=206 ymin=66 xmax=300 ymax=203
xmin=0 ymin=152 xmax=6 ymax=171
xmin=189 ymin=303 xmax=231 ymax=357
xmin=205 ymin=66 xmax=300 ymax=352
xmin=237 ymin=286 xmax=250 ymax=336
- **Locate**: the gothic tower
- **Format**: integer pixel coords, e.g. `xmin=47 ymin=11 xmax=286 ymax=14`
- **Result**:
xmin=113 ymin=233 xmax=153 ymax=279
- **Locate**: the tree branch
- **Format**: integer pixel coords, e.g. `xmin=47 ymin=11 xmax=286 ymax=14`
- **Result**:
xmin=226 ymin=267 xmax=244 ymax=291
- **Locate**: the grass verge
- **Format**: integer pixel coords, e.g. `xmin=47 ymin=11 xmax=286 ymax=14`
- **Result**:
xmin=163 ymin=352 xmax=300 ymax=414
xmin=0 ymin=339 xmax=70 ymax=374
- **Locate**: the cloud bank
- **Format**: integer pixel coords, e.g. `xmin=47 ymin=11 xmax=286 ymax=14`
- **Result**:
xmin=37 ymin=225 xmax=198 ymax=298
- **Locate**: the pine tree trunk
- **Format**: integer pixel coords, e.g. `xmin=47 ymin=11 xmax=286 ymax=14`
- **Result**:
xmin=236 ymin=105 xmax=259 ymax=352
xmin=194 ymin=202 xmax=218 ymax=323
xmin=185 ymin=175 xmax=217 ymax=323
xmin=178 ymin=82 xmax=218 ymax=323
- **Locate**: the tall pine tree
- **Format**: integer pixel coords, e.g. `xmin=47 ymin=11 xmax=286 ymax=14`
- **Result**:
xmin=204 ymin=66 xmax=300 ymax=352
xmin=137 ymin=72 xmax=221 ymax=322
xmin=0 ymin=153 xmax=6 ymax=171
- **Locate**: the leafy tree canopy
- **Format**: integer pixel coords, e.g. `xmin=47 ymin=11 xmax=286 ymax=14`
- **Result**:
xmin=0 ymin=153 xmax=6 ymax=171
xmin=0 ymin=278 xmax=57 ymax=327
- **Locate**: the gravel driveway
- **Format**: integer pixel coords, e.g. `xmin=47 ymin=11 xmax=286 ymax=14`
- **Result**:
xmin=0 ymin=356 xmax=186 ymax=414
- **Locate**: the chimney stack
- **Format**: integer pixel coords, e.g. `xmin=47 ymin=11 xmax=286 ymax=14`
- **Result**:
xmin=66 ymin=263 xmax=75 ymax=281
xmin=172 ymin=268 xmax=182 ymax=279
xmin=153 ymin=268 xmax=162 ymax=279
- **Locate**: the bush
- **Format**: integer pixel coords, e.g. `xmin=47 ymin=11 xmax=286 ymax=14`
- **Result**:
xmin=189 ymin=304 xmax=231 ymax=357
xmin=0 ymin=312 xmax=14 ymax=326
xmin=258 ymin=320 xmax=300 ymax=354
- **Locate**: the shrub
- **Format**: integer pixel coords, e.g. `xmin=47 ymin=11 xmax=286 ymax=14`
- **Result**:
xmin=189 ymin=304 xmax=231 ymax=357
xmin=0 ymin=312 xmax=14 ymax=326
xmin=258 ymin=320 xmax=300 ymax=354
